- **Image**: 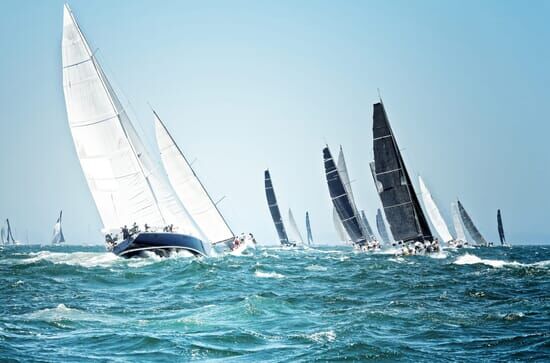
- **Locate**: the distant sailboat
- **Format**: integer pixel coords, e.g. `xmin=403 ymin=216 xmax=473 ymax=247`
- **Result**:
xmin=370 ymin=101 xmax=433 ymax=245
xmin=323 ymin=146 xmax=367 ymax=245
xmin=62 ymin=4 xmax=209 ymax=258
xmin=305 ymin=212 xmax=314 ymax=246
xmin=1 ymin=226 xmax=5 ymax=245
xmin=451 ymin=202 xmax=468 ymax=246
xmin=376 ymin=209 xmax=391 ymax=245
xmin=418 ymin=176 xmax=453 ymax=243
xmin=288 ymin=209 xmax=304 ymax=245
xmin=497 ymin=209 xmax=508 ymax=247
xmin=360 ymin=210 xmax=375 ymax=240
xmin=154 ymin=110 xmax=235 ymax=245
xmin=457 ymin=200 xmax=488 ymax=247
xmin=264 ymin=170 xmax=292 ymax=246
xmin=51 ymin=210 xmax=66 ymax=245
xmin=4 ymin=219 xmax=18 ymax=245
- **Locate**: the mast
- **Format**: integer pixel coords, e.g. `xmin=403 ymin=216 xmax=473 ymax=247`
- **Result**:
xmin=323 ymin=146 xmax=367 ymax=245
xmin=497 ymin=209 xmax=506 ymax=245
xmin=371 ymin=101 xmax=432 ymax=243
xmin=457 ymin=200 xmax=488 ymax=246
xmin=154 ymin=110 xmax=234 ymax=244
xmin=305 ymin=212 xmax=314 ymax=246
xmin=264 ymin=170 xmax=290 ymax=245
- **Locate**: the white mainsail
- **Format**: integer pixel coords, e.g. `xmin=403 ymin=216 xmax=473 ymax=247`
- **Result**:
xmin=451 ymin=202 xmax=467 ymax=242
xmin=62 ymin=5 xmax=205 ymax=240
xmin=154 ymin=112 xmax=234 ymax=244
xmin=418 ymin=176 xmax=453 ymax=242
xmin=287 ymin=208 xmax=304 ymax=244
xmin=51 ymin=211 xmax=65 ymax=244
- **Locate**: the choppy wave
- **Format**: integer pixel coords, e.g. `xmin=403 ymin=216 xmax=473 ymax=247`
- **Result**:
xmin=454 ymin=253 xmax=550 ymax=269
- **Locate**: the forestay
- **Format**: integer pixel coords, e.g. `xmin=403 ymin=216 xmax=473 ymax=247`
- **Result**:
xmin=62 ymin=5 xmax=203 ymax=238
xmin=154 ymin=111 xmax=234 ymax=244
xmin=418 ymin=176 xmax=453 ymax=242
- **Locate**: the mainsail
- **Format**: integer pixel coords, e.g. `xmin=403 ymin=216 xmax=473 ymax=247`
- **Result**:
xmin=360 ymin=210 xmax=375 ymax=239
xmin=418 ymin=176 xmax=453 ymax=242
xmin=264 ymin=170 xmax=290 ymax=245
xmin=333 ymin=207 xmax=349 ymax=243
xmin=451 ymin=202 xmax=467 ymax=242
xmin=288 ymin=209 xmax=304 ymax=244
xmin=51 ymin=210 xmax=66 ymax=244
xmin=323 ymin=146 xmax=367 ymax=245
xmin=62 ymin=5 xmax=204 ymax=240
xmin=457 ymin=200 xmax=488 ymax=246
xmin=497 ymin=209 xmax=506 ymax=246
xmin=371 ymin=102 xmax=432 ymax=243
xmin=154 ymin=111 xmax=234 ymax=244
xmin=305 ymin=212 xmax=314 ymax=246
xmin=376 ymin=209 xmax=391 ymax=244
xmin=5 ymin=219 xmax=16 ymax=245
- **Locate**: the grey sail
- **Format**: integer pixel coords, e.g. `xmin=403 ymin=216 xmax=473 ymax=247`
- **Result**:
xmin=0 ymin=226 xmax=5 ymax=245
xmin=371 ymin=102 xmax=433 ymax=243
xmin=51 ymin=210 xmax=66 ymax=245
xmin=264 ymin=170 xmax=290 ymax=246
xmin=497 ymin=209 xmax=506 ymax=246
xmin=457 ymin=200 xmax=488 ymax=246
xmin=305 ymin=211 xmax=314 ymax=246
xmin=360 ymin=210 xmax=375 ymax=239
xmin=376 ymin=208 xmax=391 ymax=244
xmin=323 ymin=146 xmax=367 ymax=245
xmin=6 ymin=219 xmax=16 ymax=244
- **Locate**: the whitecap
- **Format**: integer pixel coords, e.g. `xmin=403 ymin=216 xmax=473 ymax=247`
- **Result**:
xmin=254 ymin=270 xmax=285 ymax=279
xmin=21 ymin=251 xmax=119 ymax=268
xmin=305 ymin=264 xmax=328 ymax=271
xmin=306 ymin=330 xmax=336 ymax=343
xmin=453 ymin=253 xmax=520 ymax=268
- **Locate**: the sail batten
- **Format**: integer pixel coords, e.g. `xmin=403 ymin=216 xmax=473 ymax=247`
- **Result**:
xmin=154 ymin=111 xmax=234 ymax=244
xmin=371 ymin=102 xmax=432 ymax=243
xmin=264 ymin=170 xmax=290 ymax=245
xmin=418 ymin=176 xmax=453 ymax=242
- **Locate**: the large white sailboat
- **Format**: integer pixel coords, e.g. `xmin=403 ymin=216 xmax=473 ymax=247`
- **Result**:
xmin=61 ymin=4 xmax=210 ymax=258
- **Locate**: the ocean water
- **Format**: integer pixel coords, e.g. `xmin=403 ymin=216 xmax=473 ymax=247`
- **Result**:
xmin=1 ymin=245 xmax=549 ymax=362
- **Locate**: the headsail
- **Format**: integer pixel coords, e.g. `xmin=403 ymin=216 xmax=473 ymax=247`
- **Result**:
xmin=371 ymin=102 xmax=432 ymax=243
xmin=154 ymin=111 xmax=234 ymax=244
xmin=418 ymin=176 xmax=453 ymax=243
xmin=51 ymin=210 xmax=66 ymax=244
xmin=333 ymin=207 xmax=349 ymax=243
xmin=497 ymin=209 xmax=506 ymax=245
xmin=457 ymin=200 xmax=488 ymax=246
xmin=305 ymin=212 xmax=314 ymax=246
xmin=288 ymin=209 xmax=304 ymax=244
xmin=376 ymin=209 xmax=391 ymax=244
xmin=360 ymin=210 xmax=375 ymax=240
xmin=323 ymin=146 xmax=367 ymax=245
xmin=62 ymin=5 xmax=204 ymax=240
xmin=451 ymin=202 xmax=467 ymax=242
xmin=264 ymin=170 xmax=290 ymax=245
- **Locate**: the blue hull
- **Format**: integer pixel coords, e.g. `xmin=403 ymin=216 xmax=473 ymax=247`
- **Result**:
xmin=112 ymin=232 xmax=208 ymax=258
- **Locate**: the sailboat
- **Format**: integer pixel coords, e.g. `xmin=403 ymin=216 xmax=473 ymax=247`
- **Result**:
xmin=153 ymin=110 xmax=254 ymax=253
xmin=1 ymin=226 xmax=5 ymax=246
xmin=264 ymin=170 xmax=293 ymax=246
xmin=305 ymin=212 xmax=314 ymax=246
xmin=323 ymin=146 xmax=368 ymax=246
xmin=360 ymin=210 xmax=375 ymax=241
xmin=3 ymin=219 xmax=19 ymax=246
xmin=418 ymin=176 xmax=455 ymax=246
xmin=288 ymin=209 xmax=305 ymax=245
xmin=497 ymin=209 xmax=510 ymax=247
xmin=62 ymin=4 xmax=209 ymax=258
xmin=456 ymin=200 xmax=489 ymax=247
xmin=370 ymin=101 xmax=437 ymax=254
xmin=448 ymin=202 xmax=467 ymax=247
xmin=375 ymin=208 xmax=391 ymax=245
xmin=51 ymin=210 xmax=66 ymax=245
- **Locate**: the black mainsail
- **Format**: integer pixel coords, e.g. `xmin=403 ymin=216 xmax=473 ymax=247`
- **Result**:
xmin=371 ymin=102 xmax=432 ymax=243
xmin=497 ymin=209 xmax=506 ymax=246
xmin=376 ymin=208 xmax=391 ymax=244
xmin=323 ymin=146 xmax=367 ymax=245
xmin=264 ymin=170 xmax=290 ymax=246
xmin=457 ymin=200 xmax=488 ymax=246
xmin=305 ymin=212 xmax=314 ymax=246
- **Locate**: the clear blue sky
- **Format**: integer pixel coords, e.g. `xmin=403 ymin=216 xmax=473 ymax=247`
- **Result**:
xmin=0 ymin=0 xmax=549 ymax=245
